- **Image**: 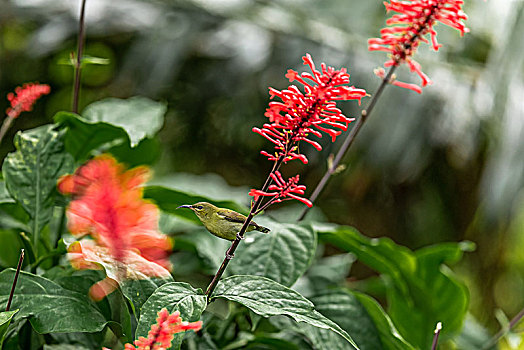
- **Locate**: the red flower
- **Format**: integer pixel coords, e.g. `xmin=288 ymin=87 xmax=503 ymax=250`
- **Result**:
xmin=123 ymin=308 xmax=202 ymax=350
xmin=6 ymin=83 xmax=51 ymax=118
xmin=253 ymin=54 xmax=366 ymax=164
xmin=58 ymin=155 xmax=172 ymax=299
xmin=249 ymin=171 xmax=313 ymax=208
xmin=368 ymin=0 xmax=468 ymax=91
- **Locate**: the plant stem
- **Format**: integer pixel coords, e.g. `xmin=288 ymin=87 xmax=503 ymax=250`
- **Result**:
xmin=297 ymin=65 xmax=397 ymax=221
xmin=0 ymin=115 xmax=15 ymax=146
xmin=5 ymin=249 xmax=25 ymax=311
xmin=431 ymin=322 xmax=442 ymax=350
xmin=72 ymin=0 xmax=87 ymax=114
xmin=482 ymin=307 xmax=524 ymax=350
xmin=205 ymin=157 xmax=284 ymax=297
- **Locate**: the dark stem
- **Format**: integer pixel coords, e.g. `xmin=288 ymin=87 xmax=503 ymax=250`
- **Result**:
xmin=5 ymin=249 xmax=25 ymax=311
xmin=297 ymin=65 xmax=397 ymax=221
xmin=205 ymin=157 xmax=284 ymax=297
xmin=0 ymin=115 xmax=15 ymax=146
xmin=482 ymin=307 xmax=524 ymax=350
xmin=72 ymin=0 xmax=87 ymax=114
xmin=431 ymin=322 xmax=442 ymax=350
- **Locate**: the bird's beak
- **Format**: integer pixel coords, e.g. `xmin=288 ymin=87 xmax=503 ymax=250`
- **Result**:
xmin=177 ymin=204 xmax=192 ymax=209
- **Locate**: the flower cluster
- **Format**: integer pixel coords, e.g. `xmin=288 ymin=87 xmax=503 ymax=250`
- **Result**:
xmin=253 ymin=53 xmax=366 ymax=165
xmin=249 ymin=171 xmax=312 ymax=208
xmin=58 ymin=155 xmax=172 ymax=300
xmin=122 ymin=308 xmax=202 ymax=350
xmin=6 ymin=83 xmax=51 ymax=118
xmin=368 ymin=0 xmax=468 ymax=91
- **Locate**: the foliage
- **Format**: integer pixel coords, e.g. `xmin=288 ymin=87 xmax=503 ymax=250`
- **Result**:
xmin=0 ymin=0 xmax=521 ymax=349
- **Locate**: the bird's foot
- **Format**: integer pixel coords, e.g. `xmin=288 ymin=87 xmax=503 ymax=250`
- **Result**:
xmin=226 ymin=252 xmax=235 ymax=260
xmin=236 ymin=233 xmax=244 ymax=240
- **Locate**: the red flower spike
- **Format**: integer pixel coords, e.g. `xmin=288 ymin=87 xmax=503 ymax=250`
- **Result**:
xmin=59 ymin=155 xmax=173 ymax=300
xmin=255 ymin=54 xmax=366 ymax=164
xmin=249 ymin=171 xmax=313 ymax=207
xmin=6 ymin=83 xmax=51 ymax=118
xmin=123 ymin=308 xmax=202 ymax=350
xmin=368 ymin=0 xmax=468 ymax=91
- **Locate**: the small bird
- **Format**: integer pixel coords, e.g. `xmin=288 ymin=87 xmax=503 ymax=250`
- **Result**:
xmin=177 ymin=202 xmax=270 ymax=241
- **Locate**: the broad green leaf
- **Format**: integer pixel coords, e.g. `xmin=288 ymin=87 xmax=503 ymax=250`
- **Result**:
xmin=211 ymin=275 xmax=359 ymax=350
xmin=353 ymin=292 xmax=415 ymax=350
xmin=0 ymin=310 xmax=18 ymax=348
xmin=83 ymin=96 xmax=166 ymax=147
xmin=144 ymin=185 xmax=248 ymax=224
xmin=137 ymin=282 xmax=206 ymax=349
xmin=0 ymin=181 xmax=15 ymax=204
xmin=316 ymin=224 xmax=472 ymax=349
xmin=0 ymin=269 xmax=107 ymax=333
xmin=44 ymin=345 xmax=91 ymax=350
xmin=0 ymin=230 xmax=24 ymax=267
xmin=120 ymin=276 xmax=174 ymax=316
xmin=54 ymin=111 xmax=128 ymax=161
xmin=309 ymin=290 xmax=383 ymax=350
xmin=2 ymin=125 xmax=74 ymax=255
xmin=231 ymin=218 xmax=317 ymax=287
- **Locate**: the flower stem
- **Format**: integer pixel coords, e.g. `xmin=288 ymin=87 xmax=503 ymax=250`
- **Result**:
xmin=5 ymin=249 xmax=25 ymax=311
xmin=297 ymin=65 xmax=397 ymax=221
xmin=72 ymin=0 xmax=87 ymax=114
xmin=482 ymin=307 xmax=524 ymax=350
xmin=0 ymin=115 xmax=15 ymax=146
xmin=205 ymin=157 xmax=284 ymax=297
xmin=431 ymin=322 xmax=442 ymax=350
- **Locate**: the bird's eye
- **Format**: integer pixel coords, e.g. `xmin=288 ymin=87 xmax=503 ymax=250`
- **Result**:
xmin=196 ymin=205 xmax=203 ymax=210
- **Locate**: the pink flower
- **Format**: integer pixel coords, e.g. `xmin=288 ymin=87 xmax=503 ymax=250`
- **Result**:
xmin=253 ymin=54 xmax=366 ymax=164
xmin=124 ymin=308 xmax=202 ymax=350
xmin=368 ymin=0 xmax=468 ymax=91
xmin=249 ymin=171 xmax=313 ymax=208
xmin=6 ymin=83 xmax=51 ymax=118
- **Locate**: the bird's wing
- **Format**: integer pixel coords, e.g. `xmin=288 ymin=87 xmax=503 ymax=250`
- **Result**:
xmin=215 ymin=209 xmax=248 ymax=224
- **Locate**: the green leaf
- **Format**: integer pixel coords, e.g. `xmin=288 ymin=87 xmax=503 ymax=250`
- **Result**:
xmin=82 ymin=96 xmax=166 ymax=147
xmin=308 ymin=290 xmax=383 ymax=350
xmin=120 ymin=276 xmax=174 ymax=316
xmin=211 ymin=275 xmax=359 ymax=350
xmin=144 ymin=185 xmax=248 ymax=224
xmin=0 ymin=269 xmax=107 ymax=333
xmin=54 ymin=111 xmax=128 ymax=161
xmin=137 ymin=282 xmax=206 ymax=350
xmin=353 ymin=292 xmax=415 ymax=350
xmin=0 ymin=181 xmax=15 ymax=204
xmin=231 ymin=218 xmax=317 ymax=287
xmin=2 ymin=125 xmax=74 ymax=255
xmin=0 ymin=310 xmax=18 ymax=348
xmin=316 ymin=224 xmax=471 ymax=349
xmin=58 ymin=55 xmax=110 ymax=67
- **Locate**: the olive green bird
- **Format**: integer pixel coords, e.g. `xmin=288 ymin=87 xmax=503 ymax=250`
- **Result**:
xmin=177 ymin=202 xmax=270 ymax=241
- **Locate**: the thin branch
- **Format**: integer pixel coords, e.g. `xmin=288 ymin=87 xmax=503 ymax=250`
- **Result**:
xmin=205 ymin=157 xmax=284 ymax=297
xmin=0 ymin=115 xmax=15 ymax=146
xmin=482 ymin=308 xmax=524 ymax=350
xmin=72 ymin=0 xmax=87 ymax=114
xmin=297 ymin=65 xmax=397 ymax=221
xmin=5 ymin=249 xmax=25 ymax=312
xmin=431 ymin=322 xmax=442 ymax=350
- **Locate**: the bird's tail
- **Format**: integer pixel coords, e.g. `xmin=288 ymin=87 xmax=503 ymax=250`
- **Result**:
xmin=256 ymin=225 xmax=270 ymax=233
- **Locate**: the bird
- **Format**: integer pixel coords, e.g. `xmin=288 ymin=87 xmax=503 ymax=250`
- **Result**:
xmin=177 ymin=202 xmax=270 ymax=241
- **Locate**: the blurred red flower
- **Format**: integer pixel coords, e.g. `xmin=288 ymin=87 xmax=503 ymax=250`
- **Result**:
xmin=253 ymin=53 xmax=366 ymax=165
xmin=122 ymin=308 xmax=202 ymax=350
xmin=6 ymin=83 xmax=50 ymax=118
xmin=58 ymin=155 xmax=172 ymax=299
xmin=368 ymin=0 xmax=468 ymax=91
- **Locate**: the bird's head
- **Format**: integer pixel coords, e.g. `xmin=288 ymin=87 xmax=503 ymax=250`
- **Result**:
xmin=177 ymin=202 xmax=217 ymax=219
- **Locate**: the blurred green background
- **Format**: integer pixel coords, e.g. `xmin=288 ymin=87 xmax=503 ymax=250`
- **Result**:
xmin=0 ymin=0 xmax=523 ymax=339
